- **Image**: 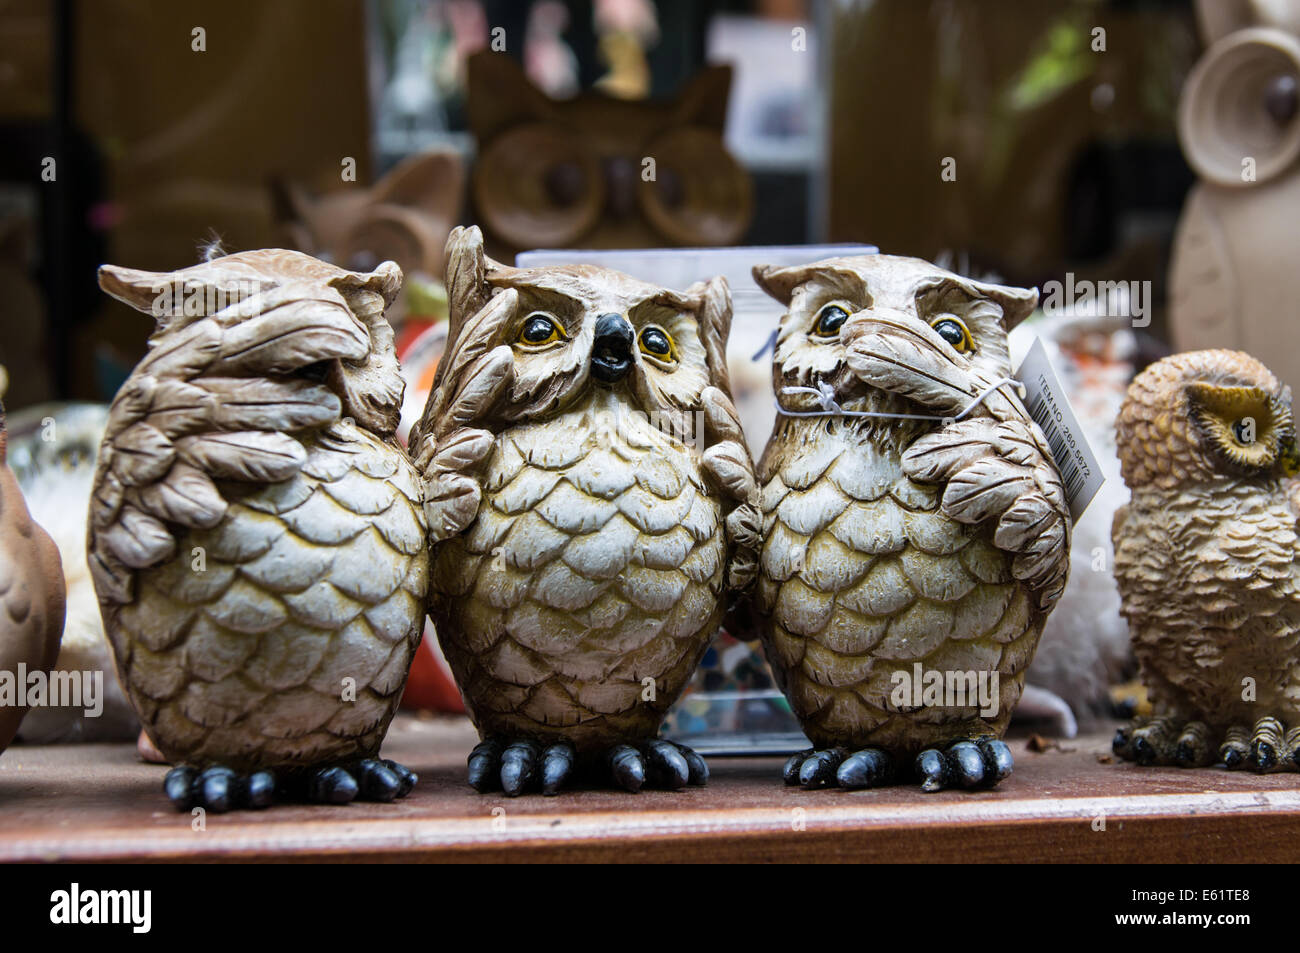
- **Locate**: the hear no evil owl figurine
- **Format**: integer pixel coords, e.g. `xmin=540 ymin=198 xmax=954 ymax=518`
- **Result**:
xmin=410 ymin=225 xmax=760 ymax=795
xmin=751 ymin=255 xmax=1070 ymax=792
xmin=90 ymin=249 xmax=428 ymax=812
xmin=1112 ymin=349 xmax=1300 ymax=772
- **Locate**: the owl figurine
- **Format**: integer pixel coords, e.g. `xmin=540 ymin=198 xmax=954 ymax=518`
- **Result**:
xmin=411 ymin=226 xmax=760 ymax=795
xmin=752 ymin=254 xmax=1070 ymax=791
xmin=1111 ymin=349 xmax=1300 ymax=771
xmin=90 ymin=249 xmax=429 ymax=812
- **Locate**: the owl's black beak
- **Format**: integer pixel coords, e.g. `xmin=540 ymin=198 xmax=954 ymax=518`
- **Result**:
xmin=591 ymin=313 xmax=634 ymax=383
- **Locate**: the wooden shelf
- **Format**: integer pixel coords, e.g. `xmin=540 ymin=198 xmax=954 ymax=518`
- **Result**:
xmin=2 ymin=714 xmax=1299 ymax=862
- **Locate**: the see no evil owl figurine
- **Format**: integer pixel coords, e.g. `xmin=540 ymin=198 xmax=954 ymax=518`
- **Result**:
xmin=1112 ymin=349 xmax=1300 ymax=772
xmin=752 ymin=255 xmax=1070 ymax=791
xmin=411 ymin=226 xmax=760 ymax=795
xmin=90 ymin=249 xmax=428 ymax=812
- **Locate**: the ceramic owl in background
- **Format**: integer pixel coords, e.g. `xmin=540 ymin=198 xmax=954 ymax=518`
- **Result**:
xmin=752 ymin=255 xmax=1070 ymax=792
xmin=411 ymin=225 xmax=760 ymax=795
xmin=90 ymin=249 xmax=429 ymax=812
xmin=466 ymin=52 xmax=752 ymax=260
xmin=1112 ymin=349 xmax=1300 ymax=771
xmin=0 ymin=402 xmax=65 ymax=755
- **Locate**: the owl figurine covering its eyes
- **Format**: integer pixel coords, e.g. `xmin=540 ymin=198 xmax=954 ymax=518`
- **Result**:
xmin=411 ymin=226 xmax=760 ymax=795
xmin=752 ymin=254 xmax=1071 ymax=792
xmin=1111 ymin=349 xmax=1300 ymax=772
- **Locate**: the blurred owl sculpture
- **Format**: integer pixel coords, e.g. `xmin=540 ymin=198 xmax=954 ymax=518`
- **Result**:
xmin=465 ymin=51 xmax=752 ymax=260
xmin=411 ymin=225 xmax=760 ymax=795
xmin=1170 ymin=0 xmax=1300 ymax=391
xmin=90 ymin=249 xmax=429 ymax=812
xmin=752 ymin=255 xmax=1070 ymax=791
xmin=0 ymin=401 xmax=65 ymax=755
xmin=1112 ymin=349 xmax=1300 ymax=771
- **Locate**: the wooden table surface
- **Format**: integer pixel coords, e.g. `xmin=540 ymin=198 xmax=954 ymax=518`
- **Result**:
xmin=1 ymin=714 xmax=1298 ymax=862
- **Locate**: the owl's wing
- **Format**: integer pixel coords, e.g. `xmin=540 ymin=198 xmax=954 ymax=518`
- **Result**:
xmin=699 ymin=385 xmax=761 ymax=591
xmin=89 ymin=272 xmax=364 ymax=604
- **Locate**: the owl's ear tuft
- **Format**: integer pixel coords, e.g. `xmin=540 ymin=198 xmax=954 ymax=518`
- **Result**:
xmin=330 ymin=260 xmax=403 ymax=308
xmin=98 ymin=264 xmax=183 ymax=332
xmin=684 ymin=275 xmax=733 ymax=394
xmin=751 ymin=263 xmax=804 ymax=306
xmin=966 ymin=277 xmax=1038 ymax=330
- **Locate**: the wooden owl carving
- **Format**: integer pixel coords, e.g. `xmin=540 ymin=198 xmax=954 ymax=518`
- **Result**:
xmin=90 ymin=249 xmax=429 ymax=812
xmin=1112 ymin=349 xmax=1300 ymax=771
xmin=0 ymin=402 xmax=65 ymax=755
xmin=411 ymin=226 xmax=760 ymax=795
xmin=466 ymin=52 xmax=752 ymax=260
xmin=752 ymin=255 xmax=1070 ymax=791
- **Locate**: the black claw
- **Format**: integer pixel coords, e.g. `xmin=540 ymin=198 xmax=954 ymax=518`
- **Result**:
xmin=1251 ymin=742 xmax=1277 ymax=773
xmin=916 ymin=748 xmax=949 ymax=792
xmin=1131 ymin=735 xmax=1157 ymax=766
xmin=783 ymin=749 xmax=813 ymax=786
xmin=672 ymin=742 xmax=709 ymax=786
xmin=164 ymin=766 xmax=196 ymax=811
xmin=467 ymin=739 xmax=503 ymax=793
xmin=309 ymin=766 xmax=358 ymax=804
xmin=799 ymin=748 xmax=846 ymax=789
xmin=1112 ymin=727 xmax=1133 ymax=758
xmin=608 ymin=744 xmax=645 ymax=792
xmin=836 ymin=748 xmax=893 ymax=790
xmin=541 ymin=743 xmax=576 ymax=796
xmin=358 ymin=759 xmax=402 ymax=802
xmin=643 ymin=741 xmax=690 ymax=790
xmin=977 ymin=738 xmax=1014 ymax=785
xmin=947 ymin=742 xmax=986 ymax=789
xmin=245 ymin=770 xmax=276 ymax=809
xmin=500 ymin=741 xmax=540 ymax=797
xmin=199 ymin=766 xmax=237 ymax=813
xmin=1223 ymin=746 xmax=1246 ymax=770
xmin=382 ymin=759 xmax=418 ymax=797
xmin=1174 ymin=742 xmax=1197 ymax=767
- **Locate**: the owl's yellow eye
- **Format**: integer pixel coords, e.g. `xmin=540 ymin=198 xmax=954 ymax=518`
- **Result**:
xmin=518 ymin=313 xmax=563 ymax=346
xmin=1233 ymin=419 xmax=1256 ymax=445
xmin=931 ymin=315 xmax=972 ymax=353
xmin=639 ymin=326 xmax=676 ymax=360
xmin=813 ymin=304 xmax=849 ymax=337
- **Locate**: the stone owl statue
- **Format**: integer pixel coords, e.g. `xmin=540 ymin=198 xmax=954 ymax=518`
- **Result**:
xmin=90 ymin=249 xmax=429 ymax=812
xmin=411 ymin=226 xmax=760 ymax=795
xmin=1111 ymin=349 xmax=1300 ymax=771
xmin=0 ymin=400 xmax=65 ymax=755
xmin=752 ymin=254 xmax=1070 ymax=792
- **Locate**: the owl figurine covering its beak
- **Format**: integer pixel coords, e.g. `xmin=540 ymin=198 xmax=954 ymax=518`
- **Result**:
xmin=750 ymin=254 xmax=1070 ymax=792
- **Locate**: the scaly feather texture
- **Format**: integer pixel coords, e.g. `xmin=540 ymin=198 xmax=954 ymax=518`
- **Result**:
xmin=89 ymin=249 xmax=428 ymax=782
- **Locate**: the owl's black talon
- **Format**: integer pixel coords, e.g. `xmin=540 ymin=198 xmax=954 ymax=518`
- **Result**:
xmin=357 ymin=758 xmax=402 ymax=802
xmin=784 ymin=749 xmax=814 ymax=785
xmin=199 ymin=765 xmax=238 ymax=813
xmin=641 ymin=740 xmax=690 ymax=790
xmin=947 ymin=741 xmax=987 ymax=788
xmin=308 ymin=765 xmax=359 ymax=805
xmin=799 ymin=748 xmax=846 ymax=789
xmin=836 ymin=748 xmax=894 ymax=789
xmin=382 ymin=759 xmax=418 ymax=797
xmin=916 ymin=748 xmax=949 ymax=792
xmin=1251 ymin=741 xmax=1277 ymax=772
xmin=671 ymin=741 xmax=709 ymax=786
xmin=500 ymin=740 xmax=541 ymax=797
xmin=245 ymin=770 xmax=276 ymax=809
xmin=608 ymin=744 xmax=645 ymax=792
xmin=1130 ymin=735 xmax=1158 ymax=765
xmin=976 ymin=737 xmax=1014 ymax=784
xmin=541 ymin=742 xmax=576 ymax=796
xmin=467 ymin=739 xmax=504 ymax=793
xmin=164 ymin=766 xmax=196 ymax=811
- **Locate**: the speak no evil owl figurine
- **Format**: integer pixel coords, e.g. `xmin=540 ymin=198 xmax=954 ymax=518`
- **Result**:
xmin=89 ymin=249 xmax=429 ymax=812
xmin=1112 ymin=349 xmax=1300 ymax=772
xmin=752 ymin=255 xmax=1070 ymax=792
xmin=411 ymin=226 xmax=760 ymax=795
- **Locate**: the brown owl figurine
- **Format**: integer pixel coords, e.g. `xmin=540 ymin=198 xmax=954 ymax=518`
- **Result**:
xmin=0 ymin=401 xmax=66 ymax=754
xmin=411 ymin=226 xmax=760 ymax=795
xmin=752 ymin=254 xmax=1070 ymax=791
xmin=466 ymin=52 xmax=752 ymax=260
xmin=90 ymin=249 xmax=429 ymax=812
xmin=1112 ymin=349 xmax=1300 ymax=771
